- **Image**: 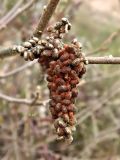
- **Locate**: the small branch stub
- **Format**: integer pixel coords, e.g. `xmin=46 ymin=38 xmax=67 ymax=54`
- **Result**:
xmin=33 ymin=0 xmax=60 ymax=38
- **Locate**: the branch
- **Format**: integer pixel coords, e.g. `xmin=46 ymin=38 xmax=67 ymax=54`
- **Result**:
xmin=33 ymin=0 xmax=60 ymax=38
xmin=0 ymin=46 xmax=18 ymax=58
xmin=0 ymin=92 xmax=48 ymax=106
xmin=0 ymin=0 xmax=36 ymax=30
xmin=85 ymin=56 xmax=120 ymax=64
xmin=77 ymin=81 xmax=120 ymax=124
xmin=81 ymin=124 xmax=120 ymax=157
xmin=0 ymin=60 xmax=37 ymax=79
xmin=0 ymin=0 xmax=23 ymax=26
xmin=87 ymin=30 xmax=120 ymax=55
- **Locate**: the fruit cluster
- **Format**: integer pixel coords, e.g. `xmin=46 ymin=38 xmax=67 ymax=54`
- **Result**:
xmin=15 ymin=18 xmax=86 ymax=143
xmin=46 ymin=44 xmax=86 ymax=143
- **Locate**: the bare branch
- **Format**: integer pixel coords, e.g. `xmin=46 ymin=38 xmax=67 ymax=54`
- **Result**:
xmin=0 ymin=60 xmax=37 ymax=79
xmin=0 ymin=92 xmax=48 ymax=106
xmin=0 ymin=0 xmax=36 ymax=31
xmin=85 ymin=70 xmax=120 ymax=84
xmin=33 ymin=0 xmax=60 ymax=38
xmin=0 ymin=46 xmax=18 ymax=58
xmin=87 ymin=30 xmax=120 ymax=55
xmin=0 ymin=0 xmax=23 ymax=26
xmin=85 ymin=56 xmax=120 ymax=64
xmin=81 ymin=123 xmax=120 ymax=157
xmin=10 ymin=116 xmax=21 ymax=160
xmin=77 ymin=81 xmax=120 ymax=124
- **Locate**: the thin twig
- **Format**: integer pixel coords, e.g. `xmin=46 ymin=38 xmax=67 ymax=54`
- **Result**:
xmin=105 ymin=107 xmax=119 ymax=126
xmin=0 ymin=46 xmax=18 ymax=58
xmin=10 ymin=115 xmax=21 ymax=160
xmin=0 ymin=0 xmax=23 ymax=26
xmin=0 ymin=0 xmax=36 ymax=30
xmin=85 ymin=69 xmax=120 ymax=84
xmin=87 ymin=30 xmax=120 ymax=55
xmin=0 ymin=60 xmax=37 ymax=79
xmin=91 ymin=114 xmax=99 ymax=138
xmin=0 ymin=92 xmax=48 ymax=106
xmin=77 ymin=81 xmax=120 ymax=124
xmin=81 ymin=123 xmax=120 ymax=157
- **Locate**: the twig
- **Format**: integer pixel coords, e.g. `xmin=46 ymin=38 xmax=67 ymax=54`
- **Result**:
xmin=0 ymin=46 xmax=19 ymax=58
xmin=91 ymin=114 xmax=99 ymax=138
xmin=0 ymin=0 xmax=36 ymax=30
xmin=0 ymin=92 xmax=48 ymax=106
xmin=68 ymin=0 xmax=84 ymax=20
xmin=77 ymin=81 xmax=120 ymax=124
xmin=85 ymin=69 xmax=120 ymax=84
xmin=0 ymin=60 xmax=37 ymax=79
xmin=10 ymin=115 xmax=21 ymax=160
xmin=81 ymin=123 xmax=120 ymax=157
xmin=33 ymin=0 xmax=60 ymax=37
xmin=0 ymin=0 xmax=23 ymax=26
xmin=105 ymin=107 xmax=119 ymax=126
xmin=87 ymin=30 xmax=120 ymax=55
xmin=84 ymin=56 xmax=120 ymax=64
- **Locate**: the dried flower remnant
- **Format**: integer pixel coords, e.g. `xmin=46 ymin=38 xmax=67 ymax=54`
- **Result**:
xmin=16 ymin=18 xmax=86 ymax=143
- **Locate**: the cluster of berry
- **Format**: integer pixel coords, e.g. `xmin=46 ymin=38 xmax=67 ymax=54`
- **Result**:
xmin=37 ymin=23 xmax=86 ymax=142
xmin=46 ymin=44 xmax=86 ymax=143
xmin=15 ymin=18 xmax=86 ymax=143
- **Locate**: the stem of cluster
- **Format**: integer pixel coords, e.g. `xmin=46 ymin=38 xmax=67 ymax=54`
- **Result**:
xmin=33 ymin=0 xmax=60 ymax=38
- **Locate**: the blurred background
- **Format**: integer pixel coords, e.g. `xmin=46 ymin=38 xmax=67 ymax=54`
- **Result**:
xmin=0 ymin=0 xmax=120 ymax=159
